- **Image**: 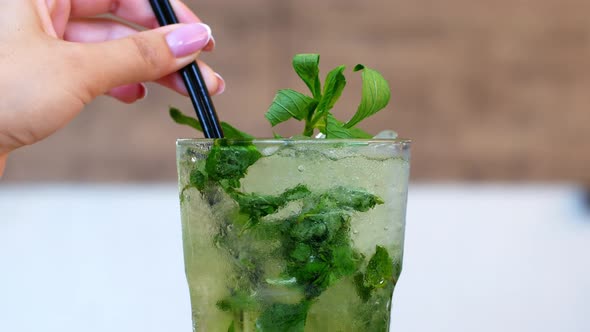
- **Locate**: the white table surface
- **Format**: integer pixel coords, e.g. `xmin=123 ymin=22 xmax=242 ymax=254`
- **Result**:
xmin=1 ymin=183 xmax=589 ymax=332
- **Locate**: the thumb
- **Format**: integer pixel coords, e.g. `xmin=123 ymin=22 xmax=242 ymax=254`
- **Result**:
xmin=74 ymin=23 xmax=212 ymax=96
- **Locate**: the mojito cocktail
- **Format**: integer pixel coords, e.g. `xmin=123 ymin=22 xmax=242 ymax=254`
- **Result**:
xmin=177 ymin=139 xmax=410 ymax=331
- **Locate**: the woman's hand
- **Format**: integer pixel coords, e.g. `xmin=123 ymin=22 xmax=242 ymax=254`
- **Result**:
xmin=0 ymin=0 xmax=224 ymax=175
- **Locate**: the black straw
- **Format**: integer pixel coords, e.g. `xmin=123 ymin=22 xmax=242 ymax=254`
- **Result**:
xmin=149 ymin=0 xmax=224 ymax=138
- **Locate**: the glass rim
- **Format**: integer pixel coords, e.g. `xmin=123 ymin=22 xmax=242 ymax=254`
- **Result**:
xmin=177 ymin=138 xmax=412 ymax=147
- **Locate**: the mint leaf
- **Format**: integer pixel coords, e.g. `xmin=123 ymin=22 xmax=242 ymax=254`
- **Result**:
xmin=344 ymin=64 xmax=391 ymax=128
xmin=231 ymin=185 xmax=311 ymax=227
xmin=189 ymin=166 xmax=208 ymax=190
xmin=304 ymin=186 xmax=384 ymax=211
xmin=280 ymin=184 xmax=311 ymax=201
xmin=329 ymin=242 xmax=361 ymax=279
xmin=232 ymin=185 xmax=310 ymax=222
xmin=312 ymin=65 xmax=346 ymax=122
xmin=290 ymin=243 xmax=312 ymax=262
xmin=265 ymin=89 xmax=317 ymax=127
xmin=364 ymin=245 xmax=394 ymax=289
xmin=321 ymin=186 xmax=385 ymax=212
xmin=325 ymin=114 xmax=372 ymax=139
xmin=256 ymin=302 xmax=311 ymax=332
xmin=289 ymin=212 xmax=347 ymax=241
xmin=354 ymin=245 xmax=395 ymax=302
xmin=232 ymin=192 xmax=286 ymax=225
xmin=285 ymin=213 xmax=359 ymax=299
xmin=169 ymin=108 xmax=253 ymax=139
xmin=293 ymin=54 xmax=322 ymax=100
xmin=205 ymin=143 xmax=261 ymax=189
xmin=354 ymin=272 xmax=373 ymax=302
xmin=170 ymin=107 xmax=201 ymax=131
xmin=222 ymin=123 xmax=255 ymax=140
xmin=217 ymin=291 xmax=259 ymax=312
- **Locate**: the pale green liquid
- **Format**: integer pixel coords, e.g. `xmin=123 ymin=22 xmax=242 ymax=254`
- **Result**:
xmin=178 ymin=142 xmax=410 ymax=332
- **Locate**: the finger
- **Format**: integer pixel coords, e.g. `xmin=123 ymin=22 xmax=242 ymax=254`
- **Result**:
xmin=71 ymin=22 xmax=213 ymax=97
xmin=65 ymin=19 xmax=218 ymax=96
xmin=69 ymin=0 xmax=201 ymax=29
xmin=107 ymin=83 xmax=147 ymax=104
xmin=203 ymin=35 xmax=215 ymax=52
xmin=64 ymin=18 xmax=216 ymax=97
xmin=64 ymin=18 xmax=214 ymax=51
xmin=64 ymin=18 xmax=138 ymax=43
xmin=156 ymin=61 xmax=226 ymax=96
xmin=43 ymin=0 xmax=71 ymax=38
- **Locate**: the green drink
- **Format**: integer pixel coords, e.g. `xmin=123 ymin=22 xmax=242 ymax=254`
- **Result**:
xmin=176 ymin=139 xmax=410 ymax=331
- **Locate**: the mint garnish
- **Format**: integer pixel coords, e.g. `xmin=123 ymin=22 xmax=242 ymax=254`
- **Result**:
xmin=266 ymin=55 xmax=391 ymax=138
xmin=170 ymin=53 xmax=392 ymax=139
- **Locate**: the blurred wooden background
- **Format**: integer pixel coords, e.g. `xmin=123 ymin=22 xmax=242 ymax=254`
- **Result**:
xmin=4 ymin=0 xmax=590 ymax=183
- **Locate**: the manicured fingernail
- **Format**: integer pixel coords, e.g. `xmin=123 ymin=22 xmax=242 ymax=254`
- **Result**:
xmin=166 ymin=23 xmax=212 ymax=58
xmin=138 ymin=83 xmax=148 ymax=100
xmin=214 ymin=73 xmax=225 ymax=95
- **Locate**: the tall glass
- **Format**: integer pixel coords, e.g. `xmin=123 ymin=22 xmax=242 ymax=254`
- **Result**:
xmin=176 ymin=139 xmax=410 ymax=331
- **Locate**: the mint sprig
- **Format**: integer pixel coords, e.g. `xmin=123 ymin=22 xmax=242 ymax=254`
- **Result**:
xmin=170 ymin=54 xmax=392 ymax=139
xmin=267 ymin=54 xmax=392 ymax=138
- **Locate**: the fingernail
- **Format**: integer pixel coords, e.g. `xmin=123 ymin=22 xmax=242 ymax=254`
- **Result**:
xmin=204 ymin=36 xmax=216 ymax=52
xmin=214 ymin=73 xmax=225 ymax=95
xmin=166 ymin=23 xmax=212 ymax=58
xmin=138 ymin=83 xmax=148 ymax=100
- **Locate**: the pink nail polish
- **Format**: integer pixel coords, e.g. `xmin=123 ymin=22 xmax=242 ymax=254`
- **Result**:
xmin=138 ymin=84 xmax=148 ymax=100
xmin=166 ymin=23 xmax=212 ymax=58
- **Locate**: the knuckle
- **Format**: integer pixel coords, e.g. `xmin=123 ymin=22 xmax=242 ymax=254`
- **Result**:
xmin=59 ymin=44 xmax=106 ymax=98
xmin=129 ymin=34 xmax=162 ymax=71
